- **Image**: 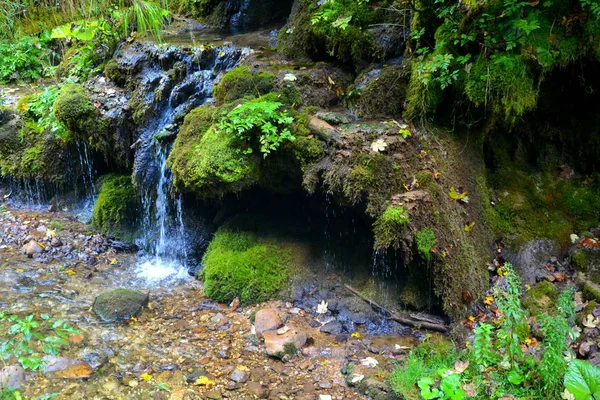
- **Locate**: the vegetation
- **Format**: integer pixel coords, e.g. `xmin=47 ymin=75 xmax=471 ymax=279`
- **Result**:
xmin=200 ymin=228 xmax=291 ymax=305
xmin=373 ymin=206 xmax=409 ymax=249
xmin=391 ymin=263 xmax=581 ymax=399
xmin=0 ymin=36 xmax=52 ymax=83
xmin=212 ymin=66 xmax=275 ymax=106
xmin=91 ymin=174 xmax=139 ymax=240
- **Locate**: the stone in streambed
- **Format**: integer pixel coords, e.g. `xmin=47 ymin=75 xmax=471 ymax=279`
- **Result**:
xmin=254 ymin=308 xmax=283 ymax=337
xmin=93 ymin=288 xmax=149 ymax=323
xmin=24 ymin=240 xmax=43 ymax=258
xmin=43 ymin=356 xmax=93 ymax=379
xmin=320 ymin=320 xmax=343 ymax=335
xmin=0 ymin=365 xmax=25 ymax=389
xmin=263 ymin=326 xmax=307 ymax=357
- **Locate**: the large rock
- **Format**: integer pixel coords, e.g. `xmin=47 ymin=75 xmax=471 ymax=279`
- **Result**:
xmin=93 ymin=289 xmax=149 ymax=323
xmin=263 ymin=326 xmax=307 ymax=357
xmin=43 ymin=356 xmax=93 ymax=379
xmin=254 ymin=308 xmax=283 ymax=337
xmin=0 ymin=365 xmax=25 ymax=389
xmin=508 ymin=239 xmax=560 ymax=285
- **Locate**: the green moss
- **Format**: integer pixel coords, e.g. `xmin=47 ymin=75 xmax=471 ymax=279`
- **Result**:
xmin=53 ymin=84 xmax=95 ymax=130
xmin=572 ymin=249 xmax=590 ymax=273
xmin=200 ymin=228 xmax=291 ymax=305
xmin=212 ymin=66 xmax=275 ymax=106
xmin=400 ymin=275 xmax=429 ymax=310
xmin=583 ymin=281 xmax=600 ymax=302
xmin=465 ymin=54 xmax=538 ymax=123
xmin=521 ymin=281 xmax=558 ymax=316
xmin=350 ymin=65 xmax=408 ymax=118
xmin=91 ymin=174 xmax=139 ymax=240
xmin=373 ymin=206 xmax=409 ymax=249
xmin=104 ymin=59 xmax=126 ymax=85
xmin=576 ymin=300 xmax=597 ymax=325
xmin=404 ymin=61 xmax=443 ymax=122
xmin=416 ymin=228 xmax=436 ymax=263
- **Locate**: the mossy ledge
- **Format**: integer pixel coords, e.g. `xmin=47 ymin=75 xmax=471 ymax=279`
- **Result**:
xmin=91 ymin=174 xmax=140 ymax=241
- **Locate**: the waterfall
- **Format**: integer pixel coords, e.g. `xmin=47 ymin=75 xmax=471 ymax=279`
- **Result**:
xmin=132 ymin=44 xmax=248 ymax=282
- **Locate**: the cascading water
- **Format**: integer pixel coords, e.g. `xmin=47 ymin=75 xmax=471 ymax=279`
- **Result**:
xmin=128 ymin=43 xmax=248 ymax=282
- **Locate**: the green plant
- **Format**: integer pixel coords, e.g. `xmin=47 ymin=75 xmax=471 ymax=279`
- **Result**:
xmin=216 ymin=101 xmax=295 ymax=158
xmin=19 ymin=85 xmax=69 ymax=142
xmin=416 ymin=228 xmax=436 ymax=263
xmin=0 ymin=311 xmax=79 ymax=371
xmin=564 ymin=359 xmax=600 ymax=400
xmin=48 ymin=221 xmax=64 ymax=231
xmin=0 ymin=36 xmax=51 ymax=83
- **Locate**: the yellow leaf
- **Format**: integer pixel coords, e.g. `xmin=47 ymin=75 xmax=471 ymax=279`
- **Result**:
xmin=194 ymin=376 xmax=215 ymax=386
xmin=109 ymin=259 xmax=118 ymax=265
xmin=525 ymin=284 xmax=531 ymax=290
xmin=16 ymin=268 xmax=24 ymax=273
xmin=141 ymin=373 xmax=153 ymax=381
xmin=65 ymin=269 xmax=76 ymax=276
xmin=464 ymin=222 xmax=476 ymax=232
xmin=46 ymin=229 xmax=56 ymax=237
xmin=327 ymin=76 xmax=335 ymax=85
xmin=218 ymin=51 xmax=225 ymax=57
xmin=449 ymin=187 xmax=468 ymax=201
xmin=484 ymin=296 xmax=494 ymax=305
xmin=350 ymin=332 xmax=361 ymax=338
xmin=468 ymin=316 xmax=475 ymax=322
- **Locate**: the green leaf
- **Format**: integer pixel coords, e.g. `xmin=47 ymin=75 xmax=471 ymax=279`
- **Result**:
xmin=565 ymin=359 xmax=600 ymax=400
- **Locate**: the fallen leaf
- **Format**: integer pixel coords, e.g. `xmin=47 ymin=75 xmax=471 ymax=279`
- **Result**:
xmin=484 ymin=296 xmax=494 ymax=305
xmin=360 ymin=357 xmax=378 ymax=368
xmin=194 ymin=376 xmax=215 ymax=386
xmin=371 ymin=139 xmax=388 ymax=153
xmin=582 ymin=314 xmax=600 ymax=328
xmin=65 ymin=269 xmax=76 ymax=276
xmin=350 ymin=332 xmax=361 ymax=338
xmin=454 ymin=360 xmax=469 ymax=373
xmin=316 ymin=300 xmax=328 ymax=314
xmin=141 ymin=373 xmax=152 ymax=381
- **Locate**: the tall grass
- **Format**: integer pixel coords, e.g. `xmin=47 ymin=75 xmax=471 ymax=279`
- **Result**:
xmin=0 ymin=0 xmax=170 ymax=41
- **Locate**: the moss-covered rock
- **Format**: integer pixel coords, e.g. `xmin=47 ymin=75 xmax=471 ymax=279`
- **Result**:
xmin=522 ymin=281 xmax=559 ymax=316
xmin=104 ymin=59 xmax=127 ymax=86
xmin=93 ymin=289 xmax=149 ymax=323
xmin=54 ymin=84 xmax=96 ymax=131
xmin=213 ymin=66 xmax=275 ymax=106
xmin=373 ymin=206 xmax=410 ymax=249
xmin=91 ymin=175 xmax=139 ymax=240
xmin=200 ymin=226 xmax=292 ymax=305
xmin=571 ymin=249 xmax=600 ymax=283
xmin=583 ymin=281 xmax=600 ymax=302
xmin=349 ymin=64 xmax=409 ymax=119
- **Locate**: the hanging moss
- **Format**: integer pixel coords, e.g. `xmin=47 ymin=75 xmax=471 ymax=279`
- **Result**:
xmin=212 ymin=66 xmax=275 ymax=106
xmin=373 ymin=206 xmax=410 ymax=249
xmin=416 ymin=228 xmax=436 ymax=263
xmin=92 ymin=174 xmax=139 ymax=241
xmin=200 ymin=228 xmax=291 ymax=305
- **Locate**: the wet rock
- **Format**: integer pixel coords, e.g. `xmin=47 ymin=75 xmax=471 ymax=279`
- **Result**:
xmin=43 ymin=356 xmax=93 ymax=379
xmin=509 ymin=239 xmax=560 ymax=285
xmin=320 ymin=321 xmax=343 ymax=335
xmin=0 ymin=365 xmax=25 ymax=389
xmin=314 ymin=111 xmax=353 ymax=125
xmin=254 ymin=308 xmax=283 ymax=336
xmin=229 ymin=367 xmax=248 ymax=383
xmin=210 ymin=312 xmax=230 ymax=327
xmin=25 ymin=240 xmax=43 ymax=258
xmin=93 ymin=288 xmax=149 ymax=323
xmin=263 ymin=326 xmax=307 ymax=357
xmin=246 ymin=381 xmax=268 ymax=398
xmin=51 ymin=237 xmax=63 ymax=247
xmin=185 ymin=369 xmax=212 ymax=384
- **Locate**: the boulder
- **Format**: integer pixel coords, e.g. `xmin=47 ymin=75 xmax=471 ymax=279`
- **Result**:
xmin=93 ymin=289 xmax=149 ymax=323
xmin=25 ymin=240 xmax=43 ymax=258
xmin=254 ymin=308 xmax=283 ymax=336
xmin=0 ymin=365 xmax=25 ymax=389
xmin=509 ymin=239 xmax=560 ymax=285
xmin=263 ymin=326 xmax=307 ymax=357
xmin=43 ymin=356 xmax=93 ymax=379
xmin=320 ymin=320 xmax=343 ymax=335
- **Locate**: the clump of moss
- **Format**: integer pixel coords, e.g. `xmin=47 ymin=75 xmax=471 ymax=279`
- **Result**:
xmin=416 ymin=228 xmax=436 ymax=263
xmin=200 ymin=228 xmax=291 ymax=305
xmin=92 ymin=174 xmax=139 ymax=240
xmin=465 ymin=54 xmax=538 ymax=123
xmin=104 ymin=59 xmax=126 ymax=86
xmin=350 ymin=65 xmax=408 ymax=118
xmin=373 ymin=206 xmax=409 ymax=249
xmin=583 ymin=281 xmax=600 ymax=302
xmin=53 ymin=84 xmax=96 ymax=131
xmin=521 ymin=281 xmax=558 ymax=316
xmin=213 ymin=66 xmax=275 ymax=106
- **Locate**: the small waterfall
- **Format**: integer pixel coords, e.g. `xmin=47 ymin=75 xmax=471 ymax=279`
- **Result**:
xmin=132 ymin=44 xmax=248 ymax=282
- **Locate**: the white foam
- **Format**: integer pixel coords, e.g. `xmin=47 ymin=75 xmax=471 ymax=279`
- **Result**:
xmin=136 ymin=259 xmax=189 ymax=283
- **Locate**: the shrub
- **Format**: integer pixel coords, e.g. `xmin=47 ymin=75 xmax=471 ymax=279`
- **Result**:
xmin=0 ymin=36 xmax=51 ymax=83
xmin=200 ymin=229 xmax=291 ymax=305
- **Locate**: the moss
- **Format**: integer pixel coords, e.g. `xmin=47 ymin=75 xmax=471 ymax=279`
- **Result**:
xmin=373 ymin=206 xmax=409 ymax=249
xmin=91 ymin=174 xmax=139 ymax=240
xmin=521 ymin=281 xmax=558 ymax=316
xmin=576 ymin=300 xmax=597 ymax=325
xmin=464 ymin=54 xmax=538 ymax=123
xmin=350 ymin=64 xmax=408 ymax=118
xmin=572 ymin=249 xmax=591 ymax=273
xmin=104 ymin=59 xmax=126 ymax=86
xmin=583 ymin=281 xmax=600 ymax=302
xmin=416 ymin=228 xmax=436 ymax=263
xmin=200 ymin=228 xmax=291 ymax=305
xmin=404 ymin=61 xmax=443 ymax=121
xmin=400 ymin=276 xmax=429 ymax=310
xmin=53 ymin=84 xmax=96 ymax=131
xmin=213 ymin=66 xmax=275 ymax=106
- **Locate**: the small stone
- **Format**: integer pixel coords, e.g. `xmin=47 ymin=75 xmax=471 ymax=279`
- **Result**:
xmin=320 ymin=321 xmax=343 ymax=335
xmin=0 ymin=366 xmax=25 ymax=389
xmin=319 ymin=395 xmax=333 ymax=400
xmin=318 ymin=380 xmax=332 ymax=389
xmin=51 ymin=237 xmax=63 ymax=247
xmin=210 ymin=312 xmax=230 ymax=327
xmin=246 ymin=381 xmax=268 ymax=398
xmin=205 ymin=391 xmax=222 ymax=399
xmin=43 ymin=356 xmax=93 ymax=379
xmin=263 ymin=326 xmax=307 ymax=357
xmin=25 ymin=240 xmax=43 ymax=257
xmin=254 ymin=308 xmax=283 ymax=336
xmin=229 ymin=368 xmax=247 ymax=383
xmin=93 ymin=289 xmax=149 ymax=323
xmin=36 ymin=225 xmax=48 ymax=233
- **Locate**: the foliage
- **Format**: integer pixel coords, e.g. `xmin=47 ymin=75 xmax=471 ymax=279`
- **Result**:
xmin=216 ymin=101 xmax=295 ymax=158
xmin=19 ymin=85 xmax=69 ymax=142
xmin=200 ymin=228 xmax=291 ymax=305
xmin=0 ymin=311 xmax=78 ymax=371
xmin=212 ymin=66 xmax=274 ymax=106
xmin=564 ymin=359 xmax=600 ymax=400
xmin=0 ymin=36 xmax=51 ymax=83
xmin=391 ymin=263 xmax=577 ymax=399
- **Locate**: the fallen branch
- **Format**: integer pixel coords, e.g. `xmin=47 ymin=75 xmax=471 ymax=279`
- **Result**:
xmin=344 ymin=284 xmax=448 ymax=333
